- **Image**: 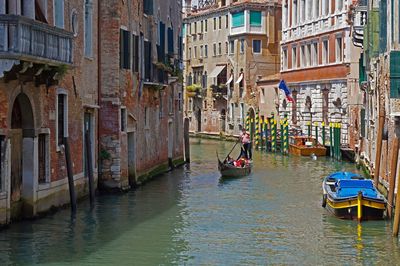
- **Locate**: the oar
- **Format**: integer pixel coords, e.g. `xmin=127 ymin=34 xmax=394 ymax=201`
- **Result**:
xmin=223 ymin=138 xmax=241 ymax=162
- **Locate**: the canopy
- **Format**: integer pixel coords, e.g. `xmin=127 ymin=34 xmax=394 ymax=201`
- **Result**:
xmin=225 ymin=75 xmax=233 ymax=85
xmin=235 ymin=73 xmax=243 ymax=84
xmin=209 ymin=65 xmax=226 ymax=78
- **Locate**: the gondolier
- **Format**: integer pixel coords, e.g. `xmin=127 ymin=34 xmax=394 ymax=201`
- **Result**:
xmin=240 ymin=128 xmax=252 ymax=160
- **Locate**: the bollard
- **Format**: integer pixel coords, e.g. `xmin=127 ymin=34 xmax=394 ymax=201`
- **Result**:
xmin=322 ymin=122 xmax=326 ymax=147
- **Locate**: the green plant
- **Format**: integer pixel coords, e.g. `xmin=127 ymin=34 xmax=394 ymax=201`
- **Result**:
xmin=155 ymin=62 xmax=173 ymax=73
xmin=54 ymin=64 xmax=69 ymax=80
xmin=99 ymin=149 xmax=111 ymax=160
xmin=186 ymin=84 xmax=202 ymax=92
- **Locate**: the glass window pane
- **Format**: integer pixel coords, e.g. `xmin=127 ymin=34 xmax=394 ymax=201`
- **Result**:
xmin=250 ymin=11 xmax=262 ymax=26
xmin=232 ymin=12 xmax=244 ymax=27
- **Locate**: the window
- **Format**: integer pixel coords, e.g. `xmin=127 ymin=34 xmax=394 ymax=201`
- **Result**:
xmin=225 ymin=41 xmax=228 ymax=54
xmin=218 ymin=42 xmax=222 ymax=55
xmin=188 ymin=47 xmax=191 ymax=59
xmin=232 ymin=11 xmax=244 ymax=27
xmin=194 ymin=22 xmax=197 ymax=34
xmin=301 ymin=0 xmax=306 ymax=22
xmin=292 ymin=46 xmax=297 ymax=69
xmin=336 ymin=0 xmax=343 ymax=11
xmin=219 ymin=16 xmax=222 ymax=29
xmin=57 ymin=93 xmax=68 ymax=147
xmin=38 ymin=133 xmax=50 ymax=184
xmin=83 ymin=112 xmax=95 ymax=177
xmin=205 ymin=19 xmax=208 ymax=32
xmin=253 ymin=40 xmax=261 ymax=54
xmin=204 ymin=44 xmax=208 ymax=57
xmin=283 ymin=2 xmax=288 ymax=28
xmin=282 ymin=48 xmax=288 ymax=70
xmin=300 ymin=45 xmax=305 ymax=67
xmin=132 ymin=34 xmax=139 ymax=72
xmin=293 ymin=0 xmax=298 ymax=24
xmin=322 ymin=40 xmax=328 ymax=64
xmin=306 ymin=44 xmax=311 ymax=66
xmin=178 ymin=92 xmax=182 ymax=112
xmin=167 ymin=27 xmax=174 ymax=54
xmin=312 ymin=42 xmax=318 ymax=66
xmin=194 ymin=46 xmax=197 ymax=58
xmin=314 ymin=0 xmax=320 ymax=18
xmin=240 ymin=103 xmax=244 ymax=123
xmin=250 ymin=11 xmax=262 ymax=26
xmin=200 ymin=45 xmax=203 ymax=58
xmin=201 ymin=20 xmax=203 ymax=32
xmin=213 ymin=43 xmax=217 ymax=56
xmin=84 ymin=0 xmax=93 ymax=57
xmin=336 ymin=37 xmax=343 ymax=62
xmin=260 ymin=89 xmax=265 ymax=104
xmin=214 ymin=17 xmax=217 ymax=30
xmin=240 ymin=39 xmax=244 ymax=53
xmin=225 ymin=15 xmax=229 ymax=28
xmin=121 ymin=108 xmax=126 ymax=132
xmin=307 ymin=0 xmax=312 ymax=19
xmin=144 ymin=40 xmax=152 ymax=81
xmin=143 ymin=0 xmax=153 ymax=15
xmin=230 ymin=103 xmax=235 ymax=121
xmin=230 ymin=40 xmax=234 ymax=54
xmin=120 ymin=29 xmax=131 ymax=69
xmin=322 ymin=88 xmax=329 ymax=124
xmin=54 ymin=0 xmax=64 ymax=28
xmin=324 ymin=0 xmax=329 ymax=16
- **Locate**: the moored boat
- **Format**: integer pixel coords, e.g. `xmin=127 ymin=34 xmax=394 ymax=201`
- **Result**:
xmin=322 ymin=172 xmax=386 ymax=221
xmin=289 ymin=136 xmax=327 ymax=156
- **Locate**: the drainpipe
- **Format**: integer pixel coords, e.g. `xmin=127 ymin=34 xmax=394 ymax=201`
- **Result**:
xmin=97 ymin=0 xmax=102 ymax=186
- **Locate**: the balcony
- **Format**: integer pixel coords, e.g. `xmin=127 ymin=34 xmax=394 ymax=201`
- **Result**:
xmin=0 ymin=15 xmax=73 ymax=66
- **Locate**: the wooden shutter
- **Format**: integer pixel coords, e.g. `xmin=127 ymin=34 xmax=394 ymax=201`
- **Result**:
xmin=168 ymin=27 xmax=174 ymax=54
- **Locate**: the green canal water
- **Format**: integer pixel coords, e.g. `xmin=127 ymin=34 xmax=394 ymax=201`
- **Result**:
xmin=1 ymin=138 xmax=400 ymax=265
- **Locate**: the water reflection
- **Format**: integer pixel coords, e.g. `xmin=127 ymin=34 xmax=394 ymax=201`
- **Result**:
xmin=0 ymin=138 xmax=399 ymax=265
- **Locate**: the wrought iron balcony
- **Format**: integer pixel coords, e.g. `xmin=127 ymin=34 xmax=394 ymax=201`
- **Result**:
xmin=0 ymin=15 xmax=73 ymax=66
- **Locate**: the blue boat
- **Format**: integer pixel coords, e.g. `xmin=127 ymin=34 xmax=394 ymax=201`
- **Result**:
xmin=322 ymin=172 xmax=386 ymax=221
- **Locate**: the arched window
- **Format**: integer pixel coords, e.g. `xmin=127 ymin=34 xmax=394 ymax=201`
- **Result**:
xmin=84 ymin=0 xmax=93 ymax=57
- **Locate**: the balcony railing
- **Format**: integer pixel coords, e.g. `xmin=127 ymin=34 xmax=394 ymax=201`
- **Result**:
xmin=0 ymin=15 xmax=73 ymax=65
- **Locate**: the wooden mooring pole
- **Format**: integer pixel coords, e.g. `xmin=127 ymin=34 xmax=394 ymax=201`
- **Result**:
xmin=64 ymin=137 xmax=77 ymax=213
xmin=184 ymin=117 xmax=190 ymax=163
xmin=388 ymin=136 xmax=399 ymax=218
xmin=85 ymin=131 xmax=95 ymax=205
xmin=374 ymin=113 xmax=385 ymax=187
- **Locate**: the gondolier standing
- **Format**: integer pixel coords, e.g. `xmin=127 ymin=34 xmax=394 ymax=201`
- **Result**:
xmin=240 ymin=128 xmax=252 ymax=160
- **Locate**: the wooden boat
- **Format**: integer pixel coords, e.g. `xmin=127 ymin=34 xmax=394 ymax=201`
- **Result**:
xmin=289 ymin=136 xmax=327 ymax=156
xmin=217 ymin=158 xmax=252 ymax=178
xmin=322 ymin=172 xmax=386 ymax=221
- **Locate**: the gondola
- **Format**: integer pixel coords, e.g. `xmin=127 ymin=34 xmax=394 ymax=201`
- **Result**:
xmin=217 ymin=156 xmax=252 ymax=178
xmin=322 ymin=172 xmax=386 ymax=221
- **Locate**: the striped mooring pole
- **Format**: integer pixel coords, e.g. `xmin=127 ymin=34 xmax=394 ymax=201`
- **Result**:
xmin=246 ymin=112 xmax=250 ymax=131
xmin=329 ymin=122 xmax=333 ymax=158
xmin=322 ymin=122 xmax=326 ymax=146
xmin=280 ymin=119 xmax=284 ymax=154
xmin=271 ymin=115 xmax=276 ymax=153
xmin=255 ymin=111 xmax=260 ymax=149
xmin=265 ymin=118 xmax=270 ymax=152
xmin=314 ymin=122 xmax=318 ymax=143
xmin=283 ymin=115 xmax=289 ymax=155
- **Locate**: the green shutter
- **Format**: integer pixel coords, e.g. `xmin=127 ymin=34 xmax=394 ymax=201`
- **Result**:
xmin=359 ymin=53 xmax=366 ymax=84
xmin=379 ymin=0 xmax=387 ymax=53
xmin=232 ymin=12 xmax=244 ymax=27
xmin=250 ymin=11 xmax=261 ymax=26
xmin=360 ymin=109 xmax=366 ymax=138
xmin=390 ymin=51 xmax=400 ymax=98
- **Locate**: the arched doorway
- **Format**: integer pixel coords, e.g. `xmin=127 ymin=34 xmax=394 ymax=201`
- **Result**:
xmin=10 ymin=93 xmax=35 ymax=219
xmin=248 ymin=108 xmax=256 ymax=141
xmin=220 ymin=109 xmax=226 ymax=132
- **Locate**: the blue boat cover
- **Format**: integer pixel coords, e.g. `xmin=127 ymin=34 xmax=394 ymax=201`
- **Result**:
xmin=336 ymin=179 xmax=377 ymax=198
xmin=327 ymin=172 xmax=363 ymax=182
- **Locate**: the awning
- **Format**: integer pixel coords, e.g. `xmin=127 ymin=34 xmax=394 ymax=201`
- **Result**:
xmin=235 ymin=73 xmax=243 ymax=84
xmin=225 ymin=75 xmax=233 ymax=85
xmin=209 ymin=65 xmax=226 ymax=78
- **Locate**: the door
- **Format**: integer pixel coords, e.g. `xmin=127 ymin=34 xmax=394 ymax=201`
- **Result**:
xmin=84 ymin=112 xmax=94 ymax=176
xmin=168 ymin=122 xmax=173 ymax=159
xmin=10 ymin=129 xmax=22 ymax=204
xmin=128 ymin=132 xmax=136 ymax=185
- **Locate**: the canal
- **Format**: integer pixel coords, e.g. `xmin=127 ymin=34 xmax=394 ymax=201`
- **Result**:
xmin=1 ymin=138 xmax=400 ymax=265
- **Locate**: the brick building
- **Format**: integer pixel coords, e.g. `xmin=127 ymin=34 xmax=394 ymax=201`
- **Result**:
xmin=183 ymin=0 xmax=281 ymax=136
xmin=98 ymin=0 xmax=184 ymax=189
xmin=0 ymin=0 xmax=99 ymax=224
xmin=280 ymin=0 xmax=361 ymax=152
